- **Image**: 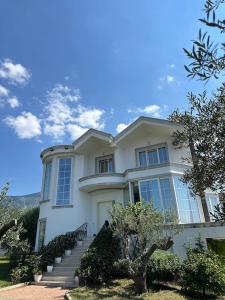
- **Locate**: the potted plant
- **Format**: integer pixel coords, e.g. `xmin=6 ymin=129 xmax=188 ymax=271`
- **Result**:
xmin=46 ymin=255 xmax=54 ymax=272
xmin=33 ymin=267 xmax=42 ymax=282
xmin=77 ymin=237 xmax=83 ymax=246
xmin=54 ymin=246 xmax=63 ymax=264
xmin=74 ymin=269 xmax=79 ymax=287
xmin=63 ymin=235 xmax=75 ymax=256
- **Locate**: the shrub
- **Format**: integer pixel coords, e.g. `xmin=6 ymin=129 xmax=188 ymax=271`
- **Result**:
xmin=20 ymin=207 xmax=39 ymax=250
xmin=147 ymin=250 xmax=181 ymax=286
xmin=78 ymin=226 xmax=120 ymax=285
xmin=112 ymin=259 xmax=130 ymax=278
xmin=11 ymin=264 xmax=30 ymax=284
xmin=180 ymin=249 xmax=225 ymax=297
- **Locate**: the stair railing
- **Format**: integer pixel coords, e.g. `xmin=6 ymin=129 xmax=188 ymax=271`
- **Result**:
xmin=67 ymin=222 xmax=88 ymax=245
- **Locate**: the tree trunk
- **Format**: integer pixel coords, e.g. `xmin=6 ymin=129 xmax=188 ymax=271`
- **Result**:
xmin=132 ymin=267 xmax=148 ymax=293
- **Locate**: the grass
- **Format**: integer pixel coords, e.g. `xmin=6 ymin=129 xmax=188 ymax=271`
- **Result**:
xmin=0 ymin=256 xmax=11 ymax=288
xmin=69 ymin=279 xmax=191 ymax=300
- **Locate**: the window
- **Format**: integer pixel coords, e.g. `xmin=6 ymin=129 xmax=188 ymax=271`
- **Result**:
xmin=56 ymin=158 xmax=72 ymax=205
xmin=137 ymin=145 xmax=169 ymax=167
xmin=37 ymin=219 xmax=46 ymax=251
xmin=97 ymin=155 xmax=114 ymax=174
xmin=173 ymin=176 xmax=201 ymax=224
xmin=139 ymin=177 xmax=176 ymax=212
xmin=206 ymin=194 xmax=220 ymax=221
xmin=43 ymin=161 xmax=52 ymax=200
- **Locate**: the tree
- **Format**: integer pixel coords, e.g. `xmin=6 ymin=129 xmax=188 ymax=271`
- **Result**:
xmin=170 ymin=0 xmax=225 ymax=221
xmin=184 ymin=0 xmax=225 ymax=81
xmin=0 ymin=183 xmax=19 ymax=240
xmin=110 ymin=201 xmax=178 ymax=293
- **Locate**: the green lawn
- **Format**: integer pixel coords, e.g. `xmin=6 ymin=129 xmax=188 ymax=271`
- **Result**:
xmin=69 ymin=279 xmax=191 ymax=300
xmin=0 ymin=256 xmax=11 ymax=288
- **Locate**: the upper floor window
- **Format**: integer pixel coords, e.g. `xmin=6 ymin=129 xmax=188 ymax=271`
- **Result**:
xmin=43 ymin=161 xmax=52 ymax=200
xmin=56 ymin=158 xmax=72 ymax=205
xmin=138 ymin=145 xmax=169 ymax=167
xmin=96 ymin=155 xmax=114 ymax=174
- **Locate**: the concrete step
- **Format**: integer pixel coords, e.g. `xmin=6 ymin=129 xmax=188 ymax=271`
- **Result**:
xmin=42 ymin=275 xmax=74 ymax=281
xmin=44 ymin=271 xmax=74 ymax=276
xmin=36 ymin=281 xmax=75 ymax=288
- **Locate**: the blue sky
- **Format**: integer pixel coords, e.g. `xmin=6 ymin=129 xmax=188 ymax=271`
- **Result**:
xmin=0 ymin=0 xmax=219 ymax=195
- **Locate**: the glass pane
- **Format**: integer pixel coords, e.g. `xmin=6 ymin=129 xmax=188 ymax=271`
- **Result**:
xmin=160 ymin=178 xmax=175 ymax=211
xmin=56 ymin=158 xmax=71 ymax=205
xmin=158 ymin=147 xmax=169 ymax=163
xmin=147 ymin=150 xmax=158 ymax=165
xmin=206 ymin=194 xmax=220 ymax=221
xmin=43 ymin=162 xmax=52 ymax=200
xmin=139 ymin=151 xmax=147 ymax=167
xmin=173 ymin=176 xmax=201 ymax=224
xmin=38 ymin=220 xmax=46 ymax=250
xmin=140 ymin=180 xmax=161 ymax=210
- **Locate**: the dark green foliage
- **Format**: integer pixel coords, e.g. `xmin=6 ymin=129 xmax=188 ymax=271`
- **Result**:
xmin=78 ymin=226 xmax=120 ymax=285
xmin=20 ymin=207 xmax=39 ymax=249
xmin=39 ymin=232 xmax=77 ymax=269
xmin=112 ymin=259 xmax=130 ymax=278
xmin=147 ymin=251 xmax=181 ymax=285
xmin=1 ymin=224 xmax=31 ymax=269
xmin=181 ymin=249 xmax=225 ymax=297
xmin=207 ymin=238 xmax=225 ymax=260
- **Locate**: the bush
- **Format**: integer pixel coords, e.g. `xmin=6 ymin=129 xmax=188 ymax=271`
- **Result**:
xmin=39 ymin=232 xmax=76 ymax=270
xmin=112 ymin=259 xmax=130 ymax=278
xmin=180 ymin=249 xmax=225 ymax=297
xmin=78 ymin=226 xmax=120 ymax=285
xmin=20 ymin=207 xmax=39 ymax=250
xmin=147 ymin=250 xmax=181 ymax=285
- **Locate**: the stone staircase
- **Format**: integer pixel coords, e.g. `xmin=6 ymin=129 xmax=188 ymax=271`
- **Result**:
xmin=38 ymin=236 xmax=94 ymax=288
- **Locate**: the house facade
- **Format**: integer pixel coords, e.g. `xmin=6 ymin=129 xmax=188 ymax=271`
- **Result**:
xmin=35 ymin=116 xmax=225 ymax=256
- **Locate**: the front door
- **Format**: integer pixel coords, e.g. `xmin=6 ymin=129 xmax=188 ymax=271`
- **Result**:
xmin=97 ymin=201 xmax=113 ymax=231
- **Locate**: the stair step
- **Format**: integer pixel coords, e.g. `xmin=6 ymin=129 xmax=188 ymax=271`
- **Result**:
xmin=42 ymin=275 xmax=74 ymax=281
xmin=36 ymin=281 xmax=75 ymax=288
xmin=44 ymin=271 xmax=74 ymax=276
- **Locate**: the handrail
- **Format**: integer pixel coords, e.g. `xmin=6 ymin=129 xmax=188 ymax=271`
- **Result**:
xmin=67 ymin=222 xmax=88 ymax=243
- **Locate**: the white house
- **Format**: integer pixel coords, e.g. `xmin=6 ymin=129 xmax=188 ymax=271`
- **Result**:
xmin=35 ymin=116 xmax=225 ymax=257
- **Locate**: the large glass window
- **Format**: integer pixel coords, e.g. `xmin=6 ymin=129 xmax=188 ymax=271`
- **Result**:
xmin=139 ymin=177 xmax=176 ymax=212
xmin=56 ymin=158 xmax=72 ymax=205
xmin=206 ymin=194 xmax=220 ymax=221
xmin=43 ymin=162 xmax=52 ymax=200
xmin=97 ymin=155 xmax=114 ymax=173
xmin=173 ymin=176 xmax=201 ymax=224
xmin=138 ymin=145 xmax=169 ymax=167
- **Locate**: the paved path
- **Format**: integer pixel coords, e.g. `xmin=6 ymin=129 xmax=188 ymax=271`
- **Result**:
xmin=0 ymin=285 xmax=68 ymax=300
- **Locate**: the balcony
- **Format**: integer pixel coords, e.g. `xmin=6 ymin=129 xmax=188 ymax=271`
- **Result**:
xmin=78 ymin=173 xmax=125 ymax=192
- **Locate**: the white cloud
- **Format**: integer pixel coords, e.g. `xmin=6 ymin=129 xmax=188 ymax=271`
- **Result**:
xmin=76 ymin=105 xmax=105 ymax=129
xmin=166 ymin=75 xmax=175 ymax=83
xmin=4 ymin=112 xmax=41 ymax=139
xmin=67 ymin=124 xmax=89 ymax=140
xmin=43 ymin=84 xmax=105 ymax=141
xmin=43 ymin=123 xmax=65 ymax=140
xmin=169 ymin=64 xmax=175 ymax=68
xmin=7 ymin=97 xmax=20 ymax=108
xmin=0 ymin=85 xmax=9 ymax=97
xmin=157 ymin=85 xmax=163 ymax=90
xmin=116 ymin=123 xmax=130 ymax=133
xmin=0 ymin=59 xmax=31 ymax=85
xmin=128 ymin=104 xmax=161 ymax=115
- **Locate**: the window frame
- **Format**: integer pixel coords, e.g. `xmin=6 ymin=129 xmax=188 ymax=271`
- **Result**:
xmin=136 ymin=143 xmax=169 ymax=168
xmin=37 ymin=218 xmax=46 ymax=251
xmin=206 ymin=193 xmax=220 ymax=221
xmin=55 ymin=156 xmax=73 ymax=206
xmin=95 ymin=154 xmax=114 ymax=174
